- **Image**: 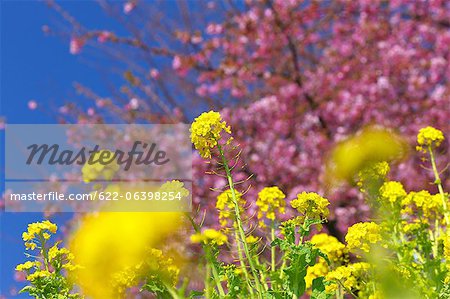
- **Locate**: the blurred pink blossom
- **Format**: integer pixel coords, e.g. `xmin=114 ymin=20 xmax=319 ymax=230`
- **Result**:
xmin=123 ymin=2 xmax=136 ymax=14
xmin=28 ymin=100 xmax=37 ymax=110
xmin=149 ymin=68 xmax=159 ymax=79
xmin=97 ymin=31 xmax=112 ymax=43
xmin=69 ymin=37 xmax=84 ymax=55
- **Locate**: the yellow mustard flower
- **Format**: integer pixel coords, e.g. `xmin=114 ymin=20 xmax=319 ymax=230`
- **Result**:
xmin=401 ymin=191 xmax=443 ymax=220
xmin=113 ymin=248 xmax=180 ymax=296
xmin=291 ymin=192 xmax=330 ymax=220
xmin=416 ymin=126 xmax=445 ymax=152
xmin=27 ymin=270 xmax=52 ymax=281
xmin=190 ymin=111 xmax=231 ymax=159
xmin=305 ymin=233 xmax=347 ymax=290
xmin=305 ymin=261 xmax=329 ymax=289
xmin=325 ymin=262 xmax=370 ymax=294
xmin=357 ymin=161 xmax=390 ymax=193
xmin=345 ymin=222 xmax=382 ymax=253
xmin=311 ymin=233 xmax=346 ymax=263
xmin=443 ymin=234 xmax=450 ymax=260
xmin=401 ymin=219 xmax=425 ymax=235
xmin=256 ymin=186 xmax=286 ymax=227
xmin=379 ymin=181 xmax=407 ymax=205
xmin=16 ymin=261 xmax=36 ymax=272
xmin=158 ymin=180 xmax=190 ymax=198
xmin=190 ymin=228 xmax=228 ymax=246
xmin=113 ymin=266 xmax=139 ymax=297
xmin=25 ymin=242 xmax=37 ymax=250
xmin=22 ymin=220 xmax=58 ymax=251
xmin=216 ymin=189 xmax=244 ymax=227
xmin=48 ymin=243 xmax=74 ymax=262
xmin=245 ymin=235 xmax=259 ymax=244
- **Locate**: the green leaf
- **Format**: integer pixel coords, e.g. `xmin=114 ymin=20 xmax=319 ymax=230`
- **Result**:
xmin=188 ymin=290 xmax=204 ymax=298
xmin=18 ymin=285 xmax=35 ymax=294
xmin=311 ymin=277 xmax=331 ymax=299
xmin=283 ymin=247 xmax=309 ymax=296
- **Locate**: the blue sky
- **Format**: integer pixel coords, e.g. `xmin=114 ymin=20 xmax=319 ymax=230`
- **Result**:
xmin=0 ymin=1 xmax=125 ymax=296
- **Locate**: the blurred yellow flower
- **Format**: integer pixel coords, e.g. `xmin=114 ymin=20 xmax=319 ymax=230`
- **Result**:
xmin=326 ymin=126 xmax=408 ymax=184
xmin=81 ymin=149 xmax=119 ymax=182
xmin=159 ymin=180 xmax=190 ymax=198
xmin=190 ymin=228 xmax=228 ymax=246
xmin=245 ymin=235 xmax=259 ymax=244
xmin=69 ymin=212 xmax=182 ymax=299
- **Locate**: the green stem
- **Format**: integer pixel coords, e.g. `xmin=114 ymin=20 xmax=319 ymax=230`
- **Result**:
xmin=234 ymin=228 xmax=255 ymax=295
xmin=38 ymin=234 xmax=49 ymax=271
xmin=205 ymin=246 xmax=226 ymax=297
xmin=428 ymin=146 xmax=449 ymax=225
xmin=218 ymin=144 xmax=264 ymax=298
xmin=279 ymin=259 xmax=287 ymax=280
xmin=205 ymin=263 xmax=211 ymax=299
xmin=253 ymin=256 xmax=270 ymax=291
xmin=271 ymin=221 xmax=276 ymax=272
xmin=186 ymin=214 xmax=226 ymax=296
xmin=165 ymin=284 xmax=182 ymax=299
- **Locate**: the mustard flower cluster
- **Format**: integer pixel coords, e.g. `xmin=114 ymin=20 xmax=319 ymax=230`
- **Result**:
xmin=401 ymin=190 xmax=443 ymax=220
xmin=190 ymin=110 xmax=231 ymax=159
xmin=290 ymin=192 xmax=330 ymax=220
xmin=113 ymin=248 xmax=180 ymax=296
xmin=416 ymin=126 xmax=445 ymax=152
xmin=22 ymin=220 xmax=58 ymax=250
xmin=216 ymin=189 xmax=245 ymax=227
xmin=305 ymin=233 xmax=347 ymax=289
xmin=16 ymin=221 xmax=81 ymax=298
xmin=190 ymin=229 xmax=228 ymax=246
xmin=325 ymin=262 xmax=371 ymax=295
xmin=345 ymin=222 xmax=382 ymax=253
xmin=305 ymin=261 xmax=328 ymax=289
xmin=357 ymin=161 xmax=390 ymax=193
xmin=256 ymin=186 xmax=286 ymax=227
xmin=310 ymin=233 xmax=346 ymax=263
xmin=379 ymin=181 xmax=407 ymax=205
xmin=48 ymin=242 xmax=79 ymax=272
xmin=159 ymin=180 xmax=190 ymax=198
